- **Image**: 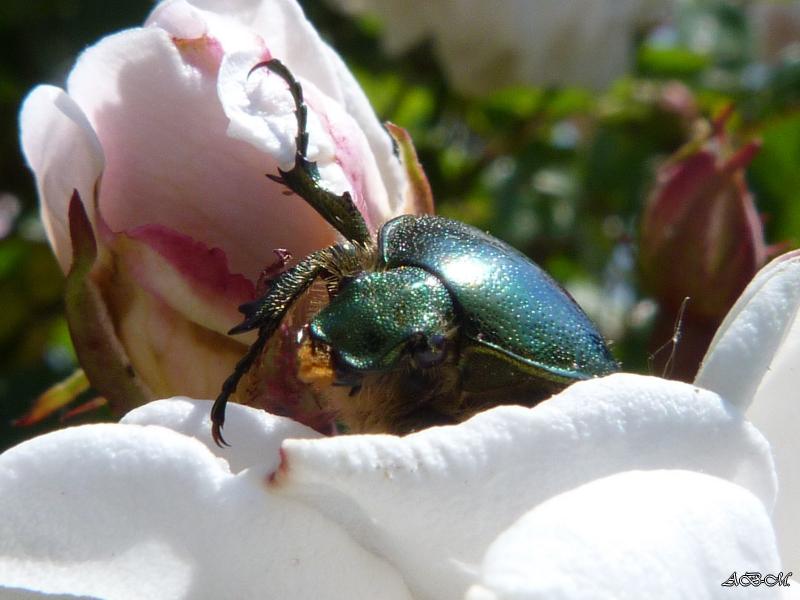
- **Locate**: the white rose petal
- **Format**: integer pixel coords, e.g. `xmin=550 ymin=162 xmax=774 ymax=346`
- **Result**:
xmin=697 ymin=250 xmax=800 ymax=578
xmin=0 ymin=372 xmax=781 ymax=599
xmin=120 ymin=396 xmax=322 ymax=473
xmin=241 ymin=0 xmax=408 ymax=215
xmin=49 ymin=26 xmax=333 ymax=280
xmin=149 ymin=0 xmax=265 ymax=54
xmin=218 ymin=51 xmax=339 ymax=177
xmin=0 ymin=402 xmax=412 ymax=600
xmin=465 ymin=470 xmax=783 ymax=600
xmin=696 ymin=251 xmax=800 ymax=411
xmin=271 ymin=373 xmax=775 ymax=599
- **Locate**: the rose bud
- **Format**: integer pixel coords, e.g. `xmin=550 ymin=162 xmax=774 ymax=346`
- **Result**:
xmin=639 ymin=107 xmax=769 ymax=380
xmin=18 ymin=0 xmax=428 ymax=428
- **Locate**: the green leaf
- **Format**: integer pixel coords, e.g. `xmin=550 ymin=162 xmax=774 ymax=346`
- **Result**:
xmin=637 ymin=46 xmax=709 ymax=78
xmin=750 ymin=114 xmax=800 ymax=245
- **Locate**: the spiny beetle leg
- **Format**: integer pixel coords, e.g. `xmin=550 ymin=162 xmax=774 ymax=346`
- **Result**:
xmin=250 ymin=59 xmax=309 ymax=157
xmin=211 ymin=327 xmax=270 ymax=447
xmin=212 ymin=248 xmax=336 ymax=446
xmin=250 ymin=58 xmax=372 ymax=246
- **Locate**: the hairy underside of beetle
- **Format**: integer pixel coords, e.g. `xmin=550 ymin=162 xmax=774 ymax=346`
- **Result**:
xmin=296 ymin=335 xmax=461 ymax=433
xmin=296 ymin=332 xmax=567 ymax=434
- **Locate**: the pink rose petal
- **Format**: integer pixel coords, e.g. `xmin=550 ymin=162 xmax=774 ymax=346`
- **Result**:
xmin=19 ymin=86 xmax=105 ymax=271
xmin=65 ymin=26 xmax=336 ymax=280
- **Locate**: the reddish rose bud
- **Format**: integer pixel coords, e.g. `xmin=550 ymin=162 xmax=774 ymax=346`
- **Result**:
xmin=640 ymin=107 xmax=769 ymax=380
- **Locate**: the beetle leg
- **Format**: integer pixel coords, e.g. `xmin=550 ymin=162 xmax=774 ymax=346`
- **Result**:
xmin=211 ymin=327 xmax=270 ymax=447
xmin=211 ymin=247 xmax=336 ymax=447
xmin=252 ymin=58 xmax=373 ymax=246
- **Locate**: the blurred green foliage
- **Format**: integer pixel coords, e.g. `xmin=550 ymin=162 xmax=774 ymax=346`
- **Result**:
xmin=1 ymin=0 xmax=799 ymax=450
xmin=0 ymin=0 xmax=151 ymax=448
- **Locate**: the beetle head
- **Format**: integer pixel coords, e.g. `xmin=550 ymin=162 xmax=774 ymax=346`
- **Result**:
xmin=309 ymin=266 xmax=456 ymax=374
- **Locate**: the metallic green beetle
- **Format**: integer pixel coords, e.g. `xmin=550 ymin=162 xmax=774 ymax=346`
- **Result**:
xmin=211 ymin=59 xmax=618 ymax=446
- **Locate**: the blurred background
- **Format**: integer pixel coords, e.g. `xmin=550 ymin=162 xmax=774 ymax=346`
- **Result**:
xmin=1 ymin=0 xmax=799 ymax=451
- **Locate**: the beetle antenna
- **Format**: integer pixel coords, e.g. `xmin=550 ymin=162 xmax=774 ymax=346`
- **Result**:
xmin=250 ymin=58 xmax=373 ymax=246
xmin=648 ymin=296 xmax=690 ymax=379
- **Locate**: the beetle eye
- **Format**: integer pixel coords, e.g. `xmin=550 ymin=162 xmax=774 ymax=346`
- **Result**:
xmin=331 ymin=352 xmax=363 ymax=388
xmin=409 ymin=333 xmax=449 ymax=369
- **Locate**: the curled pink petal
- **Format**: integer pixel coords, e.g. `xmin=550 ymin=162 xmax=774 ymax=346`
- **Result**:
xmin=114 ymin=224 xmax=255 ymax=334
xmin=19 ymin=86 xmax=105 ymax=271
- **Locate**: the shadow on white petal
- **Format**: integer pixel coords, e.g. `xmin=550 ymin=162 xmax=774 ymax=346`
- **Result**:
xmin=122 ymin=398 xmax=321 ymax=474
xmin=465 ymin=470 xmax=781 ymax=600
xmin=2 ymin=540 xmax=190 ymax=599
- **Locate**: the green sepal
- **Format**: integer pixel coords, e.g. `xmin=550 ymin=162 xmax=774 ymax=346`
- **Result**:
xmin=386 ymin=122 xmax=435 ymax=215
xmin=64 ymin=190 xmax=152 ymax=415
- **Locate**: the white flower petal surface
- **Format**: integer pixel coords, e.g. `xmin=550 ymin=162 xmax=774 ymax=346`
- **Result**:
xmin=121 ymin=396 xmax=322 ymax=473
xmin=218 ymin=50 xmax=303 ymax=170
xmin=465 ymin=470 xmax=784 ymax=600
xmin=229 ymin=0 xmax=402 ymax=176
xmin=271 ymin=373 xmax=776 ymax=600
xmin=19 ymin=85 xmax=105 ymax=271
xmin=696 ymin=250 xmax=800 ymax=577
xmin=216 ymin=48 xmax=394 ymax=229
xmin=0 ymin=403 xmax=412 ymax=600
xmin=229 ymin=0 xmax=408 ymax=225
xmin=696 ymin=251 xmax=800 ymax=411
